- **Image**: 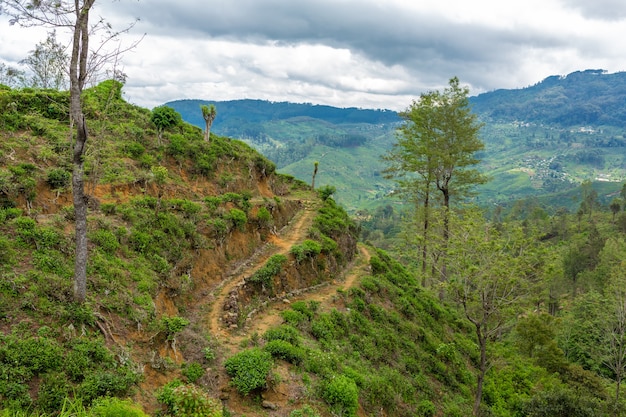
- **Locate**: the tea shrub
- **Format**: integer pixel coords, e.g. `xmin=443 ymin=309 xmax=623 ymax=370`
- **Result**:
xmin=321 ymin=375 xmax=358 ymax=417
xmin=224 ymin=348 xmax=273 ymax=396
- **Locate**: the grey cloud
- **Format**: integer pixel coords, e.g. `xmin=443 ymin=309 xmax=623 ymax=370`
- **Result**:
xmin=107 ymin=1 xmax=570 ymax=89
xmin=560 ymin=0 xmax=626 ymax=20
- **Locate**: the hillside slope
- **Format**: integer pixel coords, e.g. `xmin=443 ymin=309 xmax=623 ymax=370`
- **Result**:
xmin=0 ymin=82 xmax=484 ymax=416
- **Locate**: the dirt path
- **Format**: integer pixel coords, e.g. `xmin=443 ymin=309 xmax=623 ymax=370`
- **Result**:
xmin=206 ymin=202 xmax=318 ymax=339
xmin=222 ymin=244 xmax=372 ymax=352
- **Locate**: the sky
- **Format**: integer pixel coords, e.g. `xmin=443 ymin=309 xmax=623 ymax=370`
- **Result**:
xmin=1 ymin=0 xmax=626 ymax=111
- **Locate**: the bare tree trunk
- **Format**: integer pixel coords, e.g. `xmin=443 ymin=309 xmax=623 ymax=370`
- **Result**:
xmin=69 ymin=0 xmax=95 ymax=303
xmin=473 ymin=325 xmax=487 ymax=417
xmin=72 ymin=115 xmax=88 ymax=303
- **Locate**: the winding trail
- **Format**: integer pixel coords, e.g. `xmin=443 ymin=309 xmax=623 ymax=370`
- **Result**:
xmin=206 ymin=202 xmax=317 ymax=339
xmin=227 ymin=244 xmax=372 ymax=347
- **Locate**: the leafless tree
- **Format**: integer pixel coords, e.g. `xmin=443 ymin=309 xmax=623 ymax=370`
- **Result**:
xmin=0 ymin=0 xmax=141 ymax=302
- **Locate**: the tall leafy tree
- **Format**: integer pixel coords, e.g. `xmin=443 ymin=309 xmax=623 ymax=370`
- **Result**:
xmin=383 ymin=77 xmax=486 ymax=281
xmin=0 ymin=62 xmax=26 ymax=87
xmin=20 ymin=30 xmax=68 ymax=89
xmin=447 ymin=210 xmax=534 ymax=416
xmin=1 ymin=0 xmax=137 ymax=302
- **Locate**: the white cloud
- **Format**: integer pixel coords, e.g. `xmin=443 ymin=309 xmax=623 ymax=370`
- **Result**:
xmin=2 ymin=0 xmax=626 ymax=110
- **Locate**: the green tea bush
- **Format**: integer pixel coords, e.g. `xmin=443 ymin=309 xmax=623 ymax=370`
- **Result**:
xmin=247 ymin=254 xmax=287 ymax=287
xmin=37 ymin=372 xmax=70 ymax=413
xmin=290 ymin=301 xmax=315 ymax=321
xmin=161 ymin=316 xmax=190 ymax=340
xmin=204 ymin=196 xmax=221 ymax=213
xmin=0 ymin=235 xmax=16 ymax=266
xmin=256 ymin=206 xmax=272 ymax=227
xmin=181 ymin=362 xmax=204 ymax=383
xmin=124 ymin=141 xmax=146 ymax=159
xmin=225 ymin=208 xmax=247 ymax=231
xmin=290 ymin=240 xmax=322 ymax=263
xmin=263 ymin=340 xmax=305 ymax=365
xmin=311 ymin=313 xmax=337 ymax=342
xmin=89 ymin=229 xmax=120 ymax=254
xmin=263 ymin=324 xmax=301 ymax=346
xmin=77 ymin=368 xmax=139 ymax=404
xmin=224 ymin=348 xmax=273 ymax=396
xmin=157 ymin=382 xmax=222 ymax=417
xmin=416 ymin=399 xmax=436 ymax=417
xmin=46 ymin=168 xmax=71 ymax=189
xmin=281 ymin=309 xmax=308 ymax=326
xmin=321 ymin=375 xmax=359 ymax=417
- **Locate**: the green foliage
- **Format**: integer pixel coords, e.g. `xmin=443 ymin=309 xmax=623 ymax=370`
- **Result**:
xmin=161 ymin=316 xmax=190 ymax=340
xmin=89 ymin=229 xmax=120 ymax=254
xmin=263 ymin=324 xmax=301 ymax=346
xmin=46 ymin=168 xmax=70 ymax=189
xmin=281 ymin=309 xmax=308 ymax=326
xmin=317 ymin=185 xmax=336 ymax=201
xmin=224 ymin=348 xmax=273 ymax=396
xmin=263 ymin=340 xmax=305 ymax=365
xmin=321 ymin=375 xmax=359 ymax=417
xmin=289 ymin=405 xmax=321 ymax=417
xmin=181 ymin=362 xmax=204 ymax=383
xmin=225 ymin=208 xmax=247 ymax=231
xmin=290 ymin=239 xmax=322 ymax=263
xmin=151 ymin=106 xmax=182 ymax=133
xmin=416 ymin=400 xmax=436 ymax=417
xmin=256 ymin=206 xmax=272 ymax=226
xmin=91 ymin=397 xmax=149 ymax=417
xmin=157 ymin=381 xmax=222 ymax=417
xmin=313 ymin=198 xmax=355 ymax=238
xmin=0 ymin=332 xmax=139 ymax=412
xmin=247 ymin=254 xmax=287 ymax=287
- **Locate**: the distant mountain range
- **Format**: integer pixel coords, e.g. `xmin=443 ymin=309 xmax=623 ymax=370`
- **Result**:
xmin=166 ymin=69 xmax=626 ymax=213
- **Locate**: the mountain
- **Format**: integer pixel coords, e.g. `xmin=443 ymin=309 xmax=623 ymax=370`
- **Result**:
xmin=167 ymin=70 xmax=626 ymax=214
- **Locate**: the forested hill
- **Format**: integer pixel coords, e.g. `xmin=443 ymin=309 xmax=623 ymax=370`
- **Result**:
xmin=165 ymin=70 xmax=626 ymax=213
xmin=165 ymin=98 xmax=400 ymax=138
xmin=470 ymin=69 xmax=626 ymax=127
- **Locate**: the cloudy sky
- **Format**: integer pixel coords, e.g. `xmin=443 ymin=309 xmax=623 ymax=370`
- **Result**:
xmin=1 ymin=0 xmax=626 ymax=110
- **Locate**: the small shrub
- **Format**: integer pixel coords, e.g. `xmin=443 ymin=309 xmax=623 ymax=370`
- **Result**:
xmin=417 ymin=399 xmax=436 ymax=417
xmin=290 ymin=239 xmax=322 ymax=263
xmin=291 ymin=301 xmax=314 ymax=320
xmin=263 ymin=340 xmax=305 ymax=365
xmin=247 ymin=254 xmax=287 ymax=287
xmin=46 ymin=168 xmax=71 ymax=189
xmin=263 ymin=325 xmax=301 ymax=346
xmin=281 ymin=309 xmax=308 ymax=326
xmin=322 ymin=375 xmax=359 ymax=417
xmin=256 ymin=206 xmax=272 ymax=226
xmin=224 ymin=348 xmax=273 ymax=396
xmin=226 ymin=208 xmax=247 ymax=231
xmin=317 ymin=185 xmax=336 ymax=201
xmin=124 ymin=141 xmax=146 ymax=158
xmin=181 ymin=362 xmax=205 ymax=383
xmin=90 ymin=229 xmax=120 ymax=254
xmin=157 ymin=381 xmax=222 ymax=417
xmin=161 ymin=316 xmax=190 ymax=340
xmin=100 ymin=203 xmax=116 ymax=215
xmin=202 ymin=346 xmax=216 ymax=363
xmin=37 ymin=372 xmax=70 ymax=413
